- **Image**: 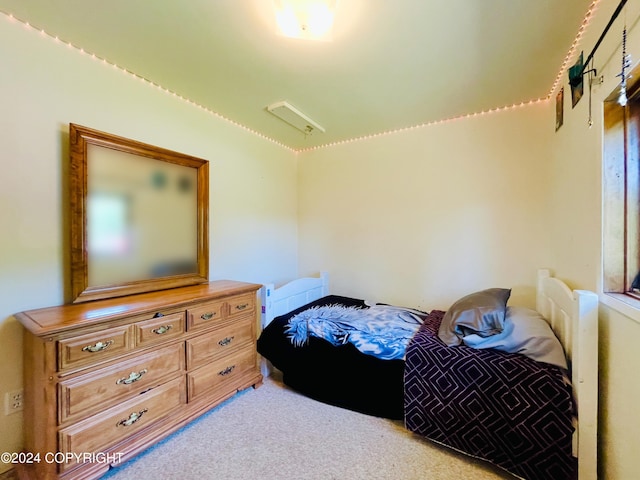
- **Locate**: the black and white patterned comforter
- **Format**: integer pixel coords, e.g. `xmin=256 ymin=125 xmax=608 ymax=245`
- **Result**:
xmin=404 ymin=310 xmax=576 ymax=480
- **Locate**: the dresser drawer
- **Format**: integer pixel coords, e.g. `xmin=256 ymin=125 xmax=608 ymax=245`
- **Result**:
xmin=58 ymin=325 xmax=133 ymax=370
xmin=227 ymin=293 xmax=255 ymax=319
xmin=187 ymin=345 xmax=256 ymax=402
xmin=186 ymin=299 xmax=226 ymax=330
xmin=58 ymin=376 xmax=186 ymax=471
xmin=58 ymin=342 xmax=185 ymax=423
xmin=134 ymin=312 xmax=185 ymax=347
xmin=186 ymin=319 xmax=253 ymax=369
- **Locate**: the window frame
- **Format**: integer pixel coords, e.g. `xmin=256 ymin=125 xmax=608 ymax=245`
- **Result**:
xmin=603 ymin=63 xmax=640 ymax=304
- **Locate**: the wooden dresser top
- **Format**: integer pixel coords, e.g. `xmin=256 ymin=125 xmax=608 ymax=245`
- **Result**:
xmin=15 ymin=280 xmax=261 ymax=336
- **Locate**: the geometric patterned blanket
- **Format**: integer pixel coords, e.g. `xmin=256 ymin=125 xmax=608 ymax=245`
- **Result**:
xmin=404 ymin=310 xmax=576 ymax=480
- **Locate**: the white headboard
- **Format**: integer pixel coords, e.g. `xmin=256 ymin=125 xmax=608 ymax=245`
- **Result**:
xmin=536 ymin=269 xmax=599 ymax=480
xmin=260 ymin=272 xmax=329 ymax=328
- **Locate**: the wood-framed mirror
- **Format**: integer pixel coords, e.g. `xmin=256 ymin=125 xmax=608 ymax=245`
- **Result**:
xmin=69 ymin=124 xmax=209 ymax=303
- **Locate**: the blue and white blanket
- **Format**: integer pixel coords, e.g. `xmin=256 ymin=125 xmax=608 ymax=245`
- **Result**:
xmin=284 ymin=304 xmax=425 ymax=360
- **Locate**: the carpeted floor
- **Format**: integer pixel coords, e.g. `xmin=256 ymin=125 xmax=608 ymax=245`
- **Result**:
xmin=103 ymin=373 xmax=514 ymax=480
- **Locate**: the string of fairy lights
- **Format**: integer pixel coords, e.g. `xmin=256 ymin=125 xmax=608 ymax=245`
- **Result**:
xmin=0 ymin=11 xmax=297 ymax=153
xmin=546 ymin=0 xmax=601 ymax=102
xmin=1 ymin=1 xmax=601 ymax=153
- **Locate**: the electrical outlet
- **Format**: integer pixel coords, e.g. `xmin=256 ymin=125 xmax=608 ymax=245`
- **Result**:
xmin=4 ymin=390 xmax=23 ymax=415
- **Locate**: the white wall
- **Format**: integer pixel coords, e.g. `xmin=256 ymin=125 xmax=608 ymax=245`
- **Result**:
xmin=548 ymin=0 xmax=640 ymax=478
xmin=298 ymin=104 xmax=553 ymax=311
xmin=0 ymin=15 xmax=298 ymax=471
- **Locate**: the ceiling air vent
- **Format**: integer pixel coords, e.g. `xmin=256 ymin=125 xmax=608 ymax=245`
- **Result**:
xmin=266 ymin=101 xmax=325 ymax=135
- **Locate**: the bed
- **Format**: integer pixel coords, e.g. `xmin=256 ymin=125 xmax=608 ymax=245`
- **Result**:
xmin=257 ymin=270 xmax=598 ymax=480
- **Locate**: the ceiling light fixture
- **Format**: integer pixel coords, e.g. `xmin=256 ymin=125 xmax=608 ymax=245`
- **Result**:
xmin=274 ymin=0 xmax=337 ymax=41
xmin=267 ymin=101 xmax=325 ymax=135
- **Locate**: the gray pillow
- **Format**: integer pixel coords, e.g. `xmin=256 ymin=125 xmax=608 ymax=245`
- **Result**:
xmin=438 ymin=288 xmax=511 ymax=346
xmin=462 ymin=306 xmax=568 ymax=369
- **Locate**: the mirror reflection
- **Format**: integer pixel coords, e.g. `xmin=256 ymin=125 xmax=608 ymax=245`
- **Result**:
xmin=87 ymin=144 xmax=198 ymax=286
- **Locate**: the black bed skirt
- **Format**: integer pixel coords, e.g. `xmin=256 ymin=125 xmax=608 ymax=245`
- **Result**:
xmin=257 ymin=295 xmax=405 ymax=419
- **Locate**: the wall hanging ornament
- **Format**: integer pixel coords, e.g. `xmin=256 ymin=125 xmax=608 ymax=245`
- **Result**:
xmin=566 ymin=0 xmax=629 ymax=126
xmin=555 ymin=87 xmax=564 ymax=131
xmin=569 ymin=52 xmax=585 ymax=108
xmin=616 ymin=25 xmax=632 ymax=107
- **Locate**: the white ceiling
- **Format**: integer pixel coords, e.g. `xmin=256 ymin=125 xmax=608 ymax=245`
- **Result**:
xmin=0 ymin=0 xmax=593 ymax=150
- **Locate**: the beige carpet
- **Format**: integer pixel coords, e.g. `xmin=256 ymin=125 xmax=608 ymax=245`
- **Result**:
xmin=103 ymin=373 xmax=514 ymax=480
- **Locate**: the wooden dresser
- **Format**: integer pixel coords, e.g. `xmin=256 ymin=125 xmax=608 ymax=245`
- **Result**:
xmin=15 ymin=280 xmax=262 ymax=480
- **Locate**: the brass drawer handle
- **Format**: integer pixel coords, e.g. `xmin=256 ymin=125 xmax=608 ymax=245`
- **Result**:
xmin=200 ymin=312 xmax=216 ymax=320
xmin=116 ymin=408 xmax=148 ymax=427
xmin=218 ymin=336 xmax=234 ymax=347
xmin=81 ymin=340 xmax=114 ymax=353
xmin=218 ymin=365 xmax=236 ymax=376
xmin=116 ymin=369 xmax=148 ymax=385
xmin=152 ymin=325 xmax=173 ymax=335
xmin=235 ymin=303 xmax=249 ymax=311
